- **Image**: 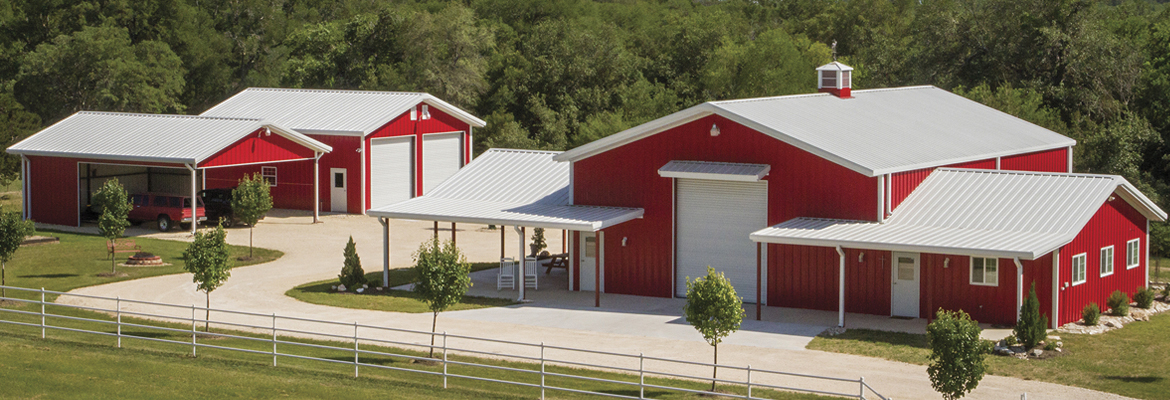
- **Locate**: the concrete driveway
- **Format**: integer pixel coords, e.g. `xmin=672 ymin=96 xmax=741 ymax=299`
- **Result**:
xmin=55 ymin=210 xmax=1131 ymax=400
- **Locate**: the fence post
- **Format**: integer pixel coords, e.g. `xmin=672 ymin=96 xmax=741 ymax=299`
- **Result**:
xmin=353 ymin=322 xmax=359 ymax=378
xmin=639 ymin=353 xmax=645 ymax=400
xmin=189 ymin=304 xmax=197 ymax=357
xmin=859 ymin=376 xmax=865 ymax=400
xmin=442 ymin=331 xmax=448 ymax=389
xmin=116 ymin=296 xmax=121 ymax=348
xmin=40 ymin=287 xmax=45 ymax=339
xmin=747 ymin=364 xmax=752 ymax=399
xmin=272 ymin=313 xmax=277 ymax=367
xmin=540 ymin=342 xmax=546 ymax=400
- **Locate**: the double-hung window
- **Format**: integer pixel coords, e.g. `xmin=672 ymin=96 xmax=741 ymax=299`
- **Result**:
xmin=970 ymin=257 xmax=998 ymax=286
xmin=261 ymin=166 xmax=277 ymax=187
xmin=1127 ymin=239 xmax=1140 ymax=269
xmin=1071 ymin=253 xmax=1087 ymax=285
xmin=1100 ymin=246 xmax=1114 ymax=277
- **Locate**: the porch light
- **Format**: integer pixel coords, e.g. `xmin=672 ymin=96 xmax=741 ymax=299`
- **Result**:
xmin=710 ymin=124 xmax=720 ymax=137
xmin=421 ymin=105 xmax=431 ymax=120
xmin=858 ymin=252 xmax=864 ymax=262
xmin=944 ymin=258 xmax=950 ymax=268
xmin=264 ymin=127 xmax=271 ymax=136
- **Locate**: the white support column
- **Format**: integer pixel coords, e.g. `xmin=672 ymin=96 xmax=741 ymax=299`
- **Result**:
xmin=1014 ymin=258 xmax=1024 ymax=321
xmin=1052 ymin=249 xmax=1061 ymax=329
xmin=1146 ymin=219 xmax=1150 ymax=289
xmin=186 ymin=164 xmax=197 ymax=235
xmin=379 ymin=217 xmax=390 ymax=288
xmin=835 ymin=246 xmax=845 ymax=327
xmin=876 ymin=176 xmax=885 ymax=223
xmin=20 ymin=156 xmax=28 ymax=220
xmin=514 ymin=225 xmax=526 ymax=302
xmin=1067 ymin=146 xmax=1074 ymax=173
xmin=313 ymin=152 xmax=322 ymax=223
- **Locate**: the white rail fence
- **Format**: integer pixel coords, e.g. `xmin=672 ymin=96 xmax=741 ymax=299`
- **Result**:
xmin=0 ymin=286 xmax=889 ymax=400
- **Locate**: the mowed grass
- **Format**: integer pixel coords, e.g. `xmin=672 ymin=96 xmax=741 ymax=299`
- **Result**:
xmin=286 ymin=265 xmax=516 ymax=313
xmin=4 ymin=230 xmax=281 ymax=292
xmin=807 ymin=313 xmax=1170 ymax=399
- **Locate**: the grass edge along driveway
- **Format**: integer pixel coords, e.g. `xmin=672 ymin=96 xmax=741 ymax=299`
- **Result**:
xmin=806 ymin=312 xmax=1170 ymax=400
xmin=286 ymin=265 xmax=516 ymax=313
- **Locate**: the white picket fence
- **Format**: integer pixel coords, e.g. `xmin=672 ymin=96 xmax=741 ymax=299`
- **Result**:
xmin=0 ymin=285 xmax=890 ymax=400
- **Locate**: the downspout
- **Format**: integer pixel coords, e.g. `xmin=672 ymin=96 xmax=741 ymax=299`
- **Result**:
xmin=836 ymin=246 xmax=845 ymax=327
xmin=876 ymin=176 xmax=885 ymax=223
xmin=1052 ymin=249 xmax=1061 ymax=329
xmin=379 ymin=217 xmax=390 ymax=288
xmin=1014 ymin=257 xmax=1024 ymax=321
xmin=185 ymin=163 xmax=197 ymax=235
xmin=20 ymin=155 xmax=28 ymax=220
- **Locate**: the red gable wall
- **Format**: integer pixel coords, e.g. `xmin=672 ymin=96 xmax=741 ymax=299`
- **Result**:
xmin=198 ymin=128 xmax=317 ymax=168
xmin=889 ymin=147 xmax=1069 ymax=211
xmin=1057 ymin=196 xmax=1148 ymax=325
xmin=365 ymin=105 xmax=472 ymax=208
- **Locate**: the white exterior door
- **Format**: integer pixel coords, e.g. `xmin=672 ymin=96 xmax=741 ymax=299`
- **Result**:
xmin=422 ymin=132 xmax=463 ymax=194
xmin=891 ymin=252 xmax=921 ymax=318
xmin=330 ymin=168 xmax=347 ymax=213
xmin=674 ymin=179 xmax=768 ymax=301
xmin=370 ymin=136 xmax=414 ymax=208
xmin=579 ymin=232 xmax=600 ymax=291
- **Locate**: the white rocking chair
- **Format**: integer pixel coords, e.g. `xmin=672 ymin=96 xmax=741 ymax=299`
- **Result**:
xmin=497 ymin=257 xmax=516 ymax=290
xmin=524 ymin=256 xmax=539 ymax=290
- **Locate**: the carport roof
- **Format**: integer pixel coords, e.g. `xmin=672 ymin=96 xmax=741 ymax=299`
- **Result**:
xmin=7 ymin=111 xmax=331 ymax=165
xmin=367 ymin=149 xmax=643 ymax=231
xmin=750 ymin=169 xmax=1167 ymax=259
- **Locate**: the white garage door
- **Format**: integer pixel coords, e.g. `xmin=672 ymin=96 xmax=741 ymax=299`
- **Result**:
xmin=422 ymin=132 xmax=463 ymax=194
xmin=675 ymin=179 xmax=768 ymax=302
xmin=369 ymin=136 xmax=414 ymax=208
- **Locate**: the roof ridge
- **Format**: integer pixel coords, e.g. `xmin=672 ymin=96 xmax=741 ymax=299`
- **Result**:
xmin=710 ymin=85 xmax=938 ymax=106
xmin=75 ymin=111 xmax=261 ymax=122
xmin=937 ymin=168 xmax=1119 ymax=181
xmin=486 ymin=148 xmax=564 ymax=155
xmin=243 ymin=87 xmax=428 ymax=96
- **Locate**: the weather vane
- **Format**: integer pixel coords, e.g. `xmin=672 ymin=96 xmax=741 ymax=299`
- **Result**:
xmin=831 ymin=40 xmax=838 ymax=61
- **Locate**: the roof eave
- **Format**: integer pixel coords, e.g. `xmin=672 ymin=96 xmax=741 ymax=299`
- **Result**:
xmin=366 ymin=209 xmax=601 ymax=231
xmin=6 ymin=149 xmax=195 ymax=165
xmin=869 ymin=141 xmax=1077 ymax=176
xmin=748 ymin=233 xmax=1040 ymax=260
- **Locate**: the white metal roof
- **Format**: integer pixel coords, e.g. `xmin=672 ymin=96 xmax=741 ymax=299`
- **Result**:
xmin=658 ymin=160 xmax=770 ymax=182
xmin=751 ymin=169 xmax=1167 ymax=259
xmin=368 ymin=149 xmax=643 ymax=231
xmin=554 ymin=86 xmax=1076 ymax=177
xmin=6 ymin=111 xmax=331 ymax=165
xmin=816 ymin=61 xmax=854 ymax=72
xmin=201 ymin=88 xmax=486 ymax=135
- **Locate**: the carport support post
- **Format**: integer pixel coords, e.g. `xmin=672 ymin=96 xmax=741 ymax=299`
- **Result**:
xmin=186 ymin=164 xmax=197 ymax=235
xmin=451 ymin=222 xmax=456 ymax=245
xmin=835 ymin=246 xmax=845 ymax=328
xmin=1015 ymin=258 xmax=1024 ymax=321
xmin=313 ymin=152 xmax=322 ymax=223
xmin=595 ymin=230 xmax=602 ymax=308
xmin=756 ymin=242 xmax=762 ymax=321
xmin=514 ymin=226 xmax=526 ymax=302
xmin=379 ymin=218 xmax=390 ymax=288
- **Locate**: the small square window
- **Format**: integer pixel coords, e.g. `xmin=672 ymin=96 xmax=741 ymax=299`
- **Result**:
xmin=970 ymin=257 xmax=998 ymax=286
xmin=334 ymin=172 xmax=345 ymax=188
xmin=1100 ymin=246 xmax=1114 ymax=277
xmin=1071 ymin=253 xmax=1087 ymax=286
xmin=1127 ymin=239 xmax=1140 ymax=269
xmin=584 ymin=236 xmax=596 ymax=258
xmin=261 ymin=166 xmax=277 ymax=187
xmin=821 ymin=71 xmax=837 ymax=88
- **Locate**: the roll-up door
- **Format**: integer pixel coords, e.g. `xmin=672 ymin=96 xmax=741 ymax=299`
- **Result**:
xmin=675 ymin=179 xmax=768 ymax=301
xmin=422 ymin=132 xmax=463 ymax=194
xmin=369 ymin=136 xmax=414 ymax=208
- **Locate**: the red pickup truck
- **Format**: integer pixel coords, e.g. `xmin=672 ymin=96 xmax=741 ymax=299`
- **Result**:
xmin=129 ymin=193 xmax=207 ymax=231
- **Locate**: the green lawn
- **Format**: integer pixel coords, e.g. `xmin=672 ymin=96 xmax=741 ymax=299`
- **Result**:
xmin=4 ymin=230 xmax=281 ymax=293
xmin=286 ymin=265 xmax=516 ymax=313
xmin=0 ymin=181 xmax=21 ymax=211
xmin=807 ymin=313 xmax=1170 ymax=399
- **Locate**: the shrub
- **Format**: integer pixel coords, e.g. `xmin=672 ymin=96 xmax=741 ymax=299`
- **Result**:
xmin=927 ymin=309 xmax=990 ymax=400
xmin=1014 ymin=283 xmax=1048 ymax=349
xmin=1083 ymin=303 xmax=1100 ymax=326
xmin=1003 ymin=336 xmax=1017 ymax=346
xmin=1044 ymin=342 xmax=1057 ymax=351
xmin=338 ymin=236 xmax=367 ymax=288
xmin=1107 ymin=290 xmax=1130 ymax=316
xmin=1162 ymin=284 xmax=1170 ymax=301
xmin=1134 ymin=287 xmax=1155 ymax=309
xmin=412 ymin=238 xmax=471 ymax=357
xmin=684 ymin=266 xmax=744 ymax=392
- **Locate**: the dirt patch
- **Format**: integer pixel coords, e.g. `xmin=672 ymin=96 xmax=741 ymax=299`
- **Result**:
xmin=96 ymin=272 xmax=130 ymax=278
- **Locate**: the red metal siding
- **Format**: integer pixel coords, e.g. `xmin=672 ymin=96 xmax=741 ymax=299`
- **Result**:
xmin=574 ymin=115 xmax=878 ymax=298
xmin=889 ymin=158 xmax=996 ymax=211
xmin=920 ymin=254 xmax=1018 ymax=325
xmin=204 ymin=159 xmax=317 ymax=210
xmin=313 ymin=135 xmax=362 ymax=213
xmin=1057 ymin=197 xmax=1148 ymax=325
xmin=366 ymin=105 xmax=471 ymax=208
xmin=198 ymin=128 xmax=317 ymax=168
xmin=766 ymin=245 xmax=892 ymax=314
xmin=1020 ymin=254 xmax=1054 ymax=326
xmin=27 ymin=156 xmax=79 ymax=226
xmin=1001 ymin=148 xmax=1068 ymax=173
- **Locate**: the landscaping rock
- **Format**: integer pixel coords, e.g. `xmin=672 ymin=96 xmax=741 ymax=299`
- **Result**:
xmin=1047 ymin=335 xmax=1061 ymax=341
xmin=337 ymin=284 xmax=346 ymax=292
xmin=1030 ymin=349 xmax=1043 ymax=357
xmin=362 ymin=284 xmax=368 ymax=289
xmin=1105 ymin=321 xmax=1117 ymax=328
xmin=995 ymin=347 xmax=1013 ymax=356
xmin=1056 ymin=341 xmax=1063 ymax=348
xmin=356 ymin=288 xmax=364 ymax=293
xmin=1055 ymin=347 xmax=1062 ymax=353
xmin=822 ymin=327 xmax=847 ymax=336
xmin=375 ymin=287 xmax=383 ymax=291
xmin=1058 ymin=299 xmax=1170 ymax=335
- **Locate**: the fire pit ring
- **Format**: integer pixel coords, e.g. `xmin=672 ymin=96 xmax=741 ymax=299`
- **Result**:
xmin=126 ymin=252 xmax=164 ymax=266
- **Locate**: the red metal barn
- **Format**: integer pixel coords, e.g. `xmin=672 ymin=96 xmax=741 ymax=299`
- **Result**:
xmin=200 ymin=88 xmax=486 ymax=214
xmin=8 ymin=112 xmax=333 ymax=233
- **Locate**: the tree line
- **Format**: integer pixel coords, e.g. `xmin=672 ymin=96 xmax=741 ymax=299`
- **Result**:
xmin=2 ymin=0 xmax=1170 ymax=247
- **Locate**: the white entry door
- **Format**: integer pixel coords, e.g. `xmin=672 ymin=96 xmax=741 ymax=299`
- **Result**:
xmin=330 ymin=168 xmax=347 ymax=212
xmin=579 ymin=232 xmax=601 ymax=291
xmin=674 ymin=179 xmax=768 ymax=301
xmin=891 ymin=252 xmax=920 ymax=318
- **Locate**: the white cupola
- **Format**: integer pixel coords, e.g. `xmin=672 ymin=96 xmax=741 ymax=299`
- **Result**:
xmin=816 ymin=61 xmax=853 ymax=98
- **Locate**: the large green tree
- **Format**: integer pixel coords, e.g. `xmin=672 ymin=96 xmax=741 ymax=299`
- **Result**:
xmin=0 ymin=207 xmax=34 ymax=298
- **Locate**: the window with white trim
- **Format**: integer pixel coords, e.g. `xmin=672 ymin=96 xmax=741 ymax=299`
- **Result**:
xmin=1127 ymin=238 xmax=1140 ymax=269
xmin=1100 ymin=246 xmax=1114 ymax=277
xmin=1071 ymin=253 xmax=1087 ymax=285
xmin=261 ymin=166 xmax=277 ymax=187
xmin=970 ymin=257 xmax=998 ymax=286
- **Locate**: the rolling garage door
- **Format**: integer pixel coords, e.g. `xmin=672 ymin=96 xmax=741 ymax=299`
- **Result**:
xmin=422 ymin=132 xmax=463 ymax=194
xmin=369 ymin=136 xmax=414 ymax=208
xmin=675 ymin=179 xmax=768 ymax=301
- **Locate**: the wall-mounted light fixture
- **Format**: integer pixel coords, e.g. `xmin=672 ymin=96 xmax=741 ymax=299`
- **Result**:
xmin=355 ymin=148 xmax=362 ymax=153
xmin=622 ymin=237 xmax=628 ymax=247
xmin=710 ymin=124 xmax=720 ymax=137
xmin=944 ymin=258 xmax=950 ymax=268
xmin=858 ymin=252 xmax=864 ymax=262
xmin=421 ymin=105 xmax=431 ymax=120
xmin=264 ymin=127 xmax=271 ymax=136
xmin=1109 ymin=196 xmax=1116 ymax=201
